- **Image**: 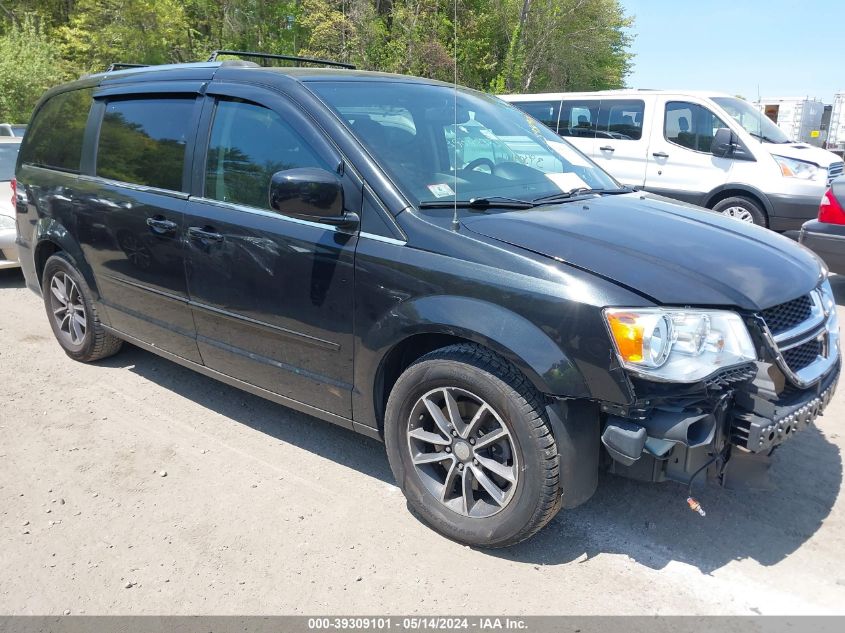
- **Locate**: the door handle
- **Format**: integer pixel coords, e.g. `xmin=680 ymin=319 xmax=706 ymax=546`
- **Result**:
xmin=146 ymin=216 xmax=178 ymax=234
xmin=188 ymin=226 xmax=224 ymax=242
xmin=652 ymin=151 xmax=670 ymax=159
xmin=599 ymin=145 xmax=615 ymax=152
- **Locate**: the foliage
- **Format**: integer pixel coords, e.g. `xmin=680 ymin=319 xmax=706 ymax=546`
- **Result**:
xmin=0 ymin=0 xmax=633 ymax=122
xmin=0 ymin=16 xmax=69 ymax=122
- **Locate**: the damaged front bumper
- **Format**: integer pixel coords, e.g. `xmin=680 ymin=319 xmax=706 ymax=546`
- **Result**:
xmin=599 ymin=359 xmax=840 ymax=486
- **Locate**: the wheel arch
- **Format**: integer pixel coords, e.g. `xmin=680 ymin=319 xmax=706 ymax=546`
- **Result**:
xmin=32 ymin=218 xmax=100 ymax=297
xmin=704 ymin=184 xmax=772 ymax=221
xmin=366 ymin=296 xmax=591 ymax=432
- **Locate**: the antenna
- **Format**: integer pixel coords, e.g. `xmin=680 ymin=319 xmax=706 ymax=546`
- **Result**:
xmin=451 ymin=0 xmax=459 ymax=231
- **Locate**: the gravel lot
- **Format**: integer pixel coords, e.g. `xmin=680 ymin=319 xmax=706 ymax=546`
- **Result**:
xmin=1 ymin=267 xmax=844 ymax=615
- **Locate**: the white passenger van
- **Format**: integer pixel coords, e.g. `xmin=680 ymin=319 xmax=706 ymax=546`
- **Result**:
xmin=502 ymin=90 xmax=844 ymax=231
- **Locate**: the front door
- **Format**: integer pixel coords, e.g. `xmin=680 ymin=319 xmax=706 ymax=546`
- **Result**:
xmin=184 ymin=86 xmax=359 ymax=419
xmin=77 ymin=93 xmax=202 ymax=362
xmin=643 ymin=98 xmax=732 ymax=205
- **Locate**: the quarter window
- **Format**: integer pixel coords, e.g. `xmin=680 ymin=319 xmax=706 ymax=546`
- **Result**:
xmin=598 ymin=99 xmax=644 ymax=140
xmin=516 ymin=101 xmax=561 ymax=132
xmin=19 ymin=88 xmax=93 ymax=173
xmin=664 ymin=101 xmax=729 ymax=154
xmin=204 ymin=99 xmax=329 ymax=210
xmin=96 ymin=98 xmax=194 ymax=191
xmin=558 ymin=101 xmax=601 ymax=138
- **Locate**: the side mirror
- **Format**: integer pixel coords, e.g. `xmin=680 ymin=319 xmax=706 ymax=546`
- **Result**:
xmin=711 ymin=128 xmax=735 ymax=158
xmin=268 ymin=167 xmax=358 ymax=228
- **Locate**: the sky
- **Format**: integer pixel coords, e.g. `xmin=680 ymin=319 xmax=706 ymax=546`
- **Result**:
xmin=620 ymin=0 xmax=844 ymax=103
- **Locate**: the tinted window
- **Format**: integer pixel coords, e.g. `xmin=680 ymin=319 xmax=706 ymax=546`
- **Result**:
xmin=598 ymin=99 xmax=644 ymax=140
xmin=96 ymin=98 xmax=194 ymax=191
xmin=515 ymin=101 xmax=561 ymax=132
xmin=0 ymin=143 xmax=20 ymax=180
xmin=558 ymin=100 xmax=601 ymax=138
xmin=205 ymin=99 xmax=329 ymax=210
xmin=19 ymin=89 xmax=92 ymax=172
xmin=664 ymin=101 xmax=729 ymax=153
xmin=310 ymin=81 xmax=618 ymax=208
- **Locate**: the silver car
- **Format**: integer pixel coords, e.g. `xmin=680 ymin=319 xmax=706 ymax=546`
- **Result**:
xmin=0 ymin=137 xmax=21 ymax=269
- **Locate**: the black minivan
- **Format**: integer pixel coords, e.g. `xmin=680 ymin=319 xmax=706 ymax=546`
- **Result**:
xmin=13 ymin=54 xmax=840 ymax=547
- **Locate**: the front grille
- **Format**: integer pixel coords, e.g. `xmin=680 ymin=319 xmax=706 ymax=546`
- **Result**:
xmin=760 ymin=294 xmax=813 ymax=335
xmin=829 ymin=161 xmax=844 ymax=184
xmin=783 ymin=338 xmax=822 ymax=372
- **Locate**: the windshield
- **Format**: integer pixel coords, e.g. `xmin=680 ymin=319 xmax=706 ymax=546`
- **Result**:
xmin=712 ymin=96 xmax=790 ymax=144
xmin=308 ymin=81 xmax=620 ymax=207
xmin=0 ymin=143 xmax=20 ymax=180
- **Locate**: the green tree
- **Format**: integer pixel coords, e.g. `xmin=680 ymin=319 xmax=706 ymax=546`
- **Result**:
xmin=58 ymin=0 xmax=195 ymax=71
xmin=0 ymin=16 xmax=68 ymax=122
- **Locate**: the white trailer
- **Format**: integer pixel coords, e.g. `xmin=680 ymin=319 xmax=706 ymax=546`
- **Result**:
xmin=754 ymin=97 xmax=825 ymax=145
xmin=827 ymin=92 xmax=845 ymax=157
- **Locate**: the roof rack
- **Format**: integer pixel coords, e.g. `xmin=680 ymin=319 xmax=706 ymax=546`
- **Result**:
xmin=207 ymin=49 xmax=355 ymax=70
xmin=106 ymin=63 xmax=148 ymax=72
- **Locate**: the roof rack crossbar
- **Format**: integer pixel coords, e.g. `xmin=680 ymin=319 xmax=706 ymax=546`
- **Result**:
xmin=106 ymin=63 xmax=149 ymax=72
xmin=207 ymin=49 xmax=355 ymax=70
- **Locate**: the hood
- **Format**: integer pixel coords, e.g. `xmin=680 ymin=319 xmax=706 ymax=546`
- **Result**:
xmin=762 ymin=141 xmax=843 ymax=167
xmin=461 ymin=193 xmax=823 ymax=311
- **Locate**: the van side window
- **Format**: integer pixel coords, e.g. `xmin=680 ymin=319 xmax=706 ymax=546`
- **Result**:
xmin=516 ymin=101 xmax=561 ymax=132
xmin=96 ymin=98 xmax=194 ymax=191
xmin=558 ymin=101 xmax=601 ymax=138
xmin=664 ymin=101 xmax=729 ymax=154
xmin=204 ymin=99 xmax=329 ymax=210
xmin=597 ymin=99 xmax=644 ymax=140
xmin=19 ymin=88 xmax=93 ymax=173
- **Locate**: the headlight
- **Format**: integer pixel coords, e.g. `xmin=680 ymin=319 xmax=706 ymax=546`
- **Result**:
xmin=0 ymin=214 xmax=15 ymax=230
xmin=773 ymin=155 xmax=823 ymax=181
xmin=604 ymin=308 xmax=756 ymax=382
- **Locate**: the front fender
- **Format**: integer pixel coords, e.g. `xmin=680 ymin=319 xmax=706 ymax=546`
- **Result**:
xmin=367 ymin=295 xmax=591 ymax=399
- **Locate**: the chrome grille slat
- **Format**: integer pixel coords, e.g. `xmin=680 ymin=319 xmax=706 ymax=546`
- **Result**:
xmin=760 ymin=283 xmax=839 ymax=387
xmin=761 ymin=295 xmax=813 ymax=335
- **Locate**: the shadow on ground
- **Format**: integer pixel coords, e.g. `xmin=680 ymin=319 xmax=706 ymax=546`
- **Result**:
xmin=0 ymin=268 xmax=25 ymax=289
xmin=97 ymin=340 xmax=842 ymax=576
xmin=97 ymin=345 xmax=394 ymax=485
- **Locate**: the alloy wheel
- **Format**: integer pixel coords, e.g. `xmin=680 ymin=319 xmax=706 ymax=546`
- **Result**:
xmin=407 ymin=387 xmax=519 ymax=518
xmin=49 ymin=272 xmax=87 ymax=346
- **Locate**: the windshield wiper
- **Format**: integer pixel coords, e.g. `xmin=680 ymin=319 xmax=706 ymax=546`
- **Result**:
xmin=419 ymin=195 xmax=535 ymax=209
xmin=749 ymin=132 xmax=789 ymax=144
xmin=532 ymin=186 xmax=633 ymax=204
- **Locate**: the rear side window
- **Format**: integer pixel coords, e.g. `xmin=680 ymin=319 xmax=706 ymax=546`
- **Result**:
xmin=515 ymin=101 xmax=561 ymax=132
xmin=664 ymin=101 xmax=729 ymax=154
xmin=598 ymin=99 xmax=645 ymax=140
xmin=19 ymin=88 xmax=92 ymax=173
xmin=558 ymin=101 xmax=601 ymax=138
xmin=204 ymin=99 xmax=329 ymax=210
xmin=96 ymin=98 xmax=194 ymax=191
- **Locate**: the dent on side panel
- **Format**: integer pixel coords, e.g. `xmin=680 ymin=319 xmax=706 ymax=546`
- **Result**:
xmin=19 ymin=166 xmax=101 ymax=298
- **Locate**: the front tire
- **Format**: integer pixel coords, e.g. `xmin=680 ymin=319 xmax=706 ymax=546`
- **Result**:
xmin=712 ymin=196 xmax=767 ymax=226
xmin=42 ymin=253 xmax=123 ymax=362
xmin=384 ymin=344 xmax=561 ymax=547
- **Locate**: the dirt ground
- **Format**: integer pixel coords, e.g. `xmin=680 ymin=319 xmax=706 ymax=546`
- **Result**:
xmin=1 ymin=267 xmax=844 ymax=615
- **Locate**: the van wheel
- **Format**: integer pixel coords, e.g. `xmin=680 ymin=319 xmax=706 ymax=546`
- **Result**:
xmin=384 ymin=343 xmax=561 ymax=548
xmin=711 ymin=196 xmax=767 ymax=226
xmin=42 ymin=253 xmax=123 ymax=362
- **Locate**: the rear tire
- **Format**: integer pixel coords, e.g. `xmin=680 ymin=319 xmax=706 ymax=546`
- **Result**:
xmin=711 ymin=196 xmax=767 ymax=226
xmin=42 ymin=253 xmax=123 ymax=362
xmin=384 ymin=343 xmax=561 ymax=548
